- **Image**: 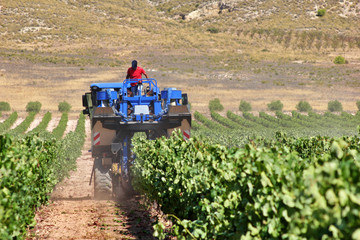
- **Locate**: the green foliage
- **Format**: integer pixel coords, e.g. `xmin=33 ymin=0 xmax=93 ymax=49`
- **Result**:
xmin=0 ymin=102 xmax=10 ymax=111
xmin=132 ymin=131 xmax=360 ymax=240
xmin=334 ymin=56 xmax=346 ymax=64
xmin=0 ymin=135 xmax=58 ymax=239
xmin=52 ymin=112 xmax=68 ymax=139
xmin=267 ymin=100 xmax=283 ymax=111
xmin=58 ymin=101 xmax=72 ymax=113
xmin=239 ymin=100 xmax=252 ymax=112
xmin=296 ymin=100 xmax=312 ymax=112
xmin=7 ymin=112 xmax=37 ymax=136
xmin=210 ymin=111 xmax=244 ymax=129
xmin=0 ymin=112 xmax=18 ymax=134
xmin=191 ymin=120 xmax=207 ymax=131
xmin=26 ymin=101 xmax=42 ymax=113
xmin=0 ymin=113 xmax=86 ymax=238
xmin=208 ymin=98 xmax=224 ymax=112
xmin=226 ymin=111 xmax=260 ymax=128
xmin=356 ymin=100 xmax=360 ymax=111
xmin=196 ymin=107 xmax=360 ymax=147
xmin=27 ymin=112 xmax=52 ymax=135
xmin=194 ymin=111 xmax=225 ymax=130
xmin=53 ymin=113 xmax=85 ymax=181
xmin=207 ymin=27 xmax=219 ymax=34
xmin=328 ymin=100 xmax=343 ymax=112
xmin=317 ymin=8 xmax=326 ymax=17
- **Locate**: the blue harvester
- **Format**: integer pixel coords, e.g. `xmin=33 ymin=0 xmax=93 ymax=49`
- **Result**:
xmin=82 ymin=78 xmax=191 ymax=197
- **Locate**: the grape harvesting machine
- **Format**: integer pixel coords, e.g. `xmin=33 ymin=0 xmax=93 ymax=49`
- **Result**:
xmin=82 ymin=78 xmax=191 ymax=198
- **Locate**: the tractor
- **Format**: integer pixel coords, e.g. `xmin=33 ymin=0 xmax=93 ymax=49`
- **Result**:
xmin=82 ymin=78 xmax=191 ymax=198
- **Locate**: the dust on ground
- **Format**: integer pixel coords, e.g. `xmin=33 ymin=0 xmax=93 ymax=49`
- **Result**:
xmin=26 ymin=114 xmax=44 ymax=132
xmin=46 ymin=116 xmax=60 ymax=132
xmin=63 ymin=119 xmax=78 ymax=135
xmin=9 ymin=116 xmax=24 ymax=130
xmin=27 ymin=120 xmax=160 ymax=240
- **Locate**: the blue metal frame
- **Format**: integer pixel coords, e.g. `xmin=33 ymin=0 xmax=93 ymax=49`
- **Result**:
xmin=89 ymin=78 xmax=186 ymax=182
xmin=119 ymin=78 xmax=161 ymax=122
xmin=90 ymin=78 xmax=183 ymax=123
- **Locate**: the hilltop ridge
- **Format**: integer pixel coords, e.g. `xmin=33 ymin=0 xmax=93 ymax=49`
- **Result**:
xmin=150 ymin=0 xmax=359 ymax=30
xmin=0 ymin=0 xmax=359 ymax=112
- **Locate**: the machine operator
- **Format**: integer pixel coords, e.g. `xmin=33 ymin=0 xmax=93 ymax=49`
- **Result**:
xmin=126 ymin=60 xmax=149 ymax=96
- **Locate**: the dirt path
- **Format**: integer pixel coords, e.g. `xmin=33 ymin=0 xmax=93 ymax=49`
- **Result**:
xmin=46 ymin=117 xmax=60 ymax=132
xmin=10 ymin=116 xmax=24 ymax=129
xmin=28 ymin=123 xmax=157 ymax=240
xmin=63 ymin=119 xmax=78 ymax=135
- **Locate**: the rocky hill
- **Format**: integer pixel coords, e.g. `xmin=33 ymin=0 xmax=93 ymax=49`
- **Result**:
xmin=0 ymin=0 xmax=359 ymax=67
xmin=149 ymin=0 xmax=359 ymax=30
xmin=0 ymin=0 xmax=359 ymax=113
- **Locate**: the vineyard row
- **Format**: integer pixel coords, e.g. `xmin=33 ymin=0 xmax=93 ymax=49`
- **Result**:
xmin=132 ymin=131 xmax=360 ymax=240
xmin=193 ymin=111 xmax=360 ymax=147
xmin=0 ymin=112 xmax=86 ymax=239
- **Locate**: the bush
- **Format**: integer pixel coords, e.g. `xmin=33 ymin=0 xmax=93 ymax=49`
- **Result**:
xmin=267 ymin=100 xmax=283 ymax=111
xmin=209 ymin=98 xmax=224 ymax=112
xmin=296 ymin=101 xmax=312 ymax=112
xmin=328 ymin=100 xmax=343 ymax=112
xmin=207 ymin=27 xmax=219 ymax=34
xmin=0 ymin=102 xmax=10 ymax=111
xmin=58 ymin=101 xmax=72 ymax=112
xmin=356 ymin=111 xmax=360 ymax=118
xmin=356 ymin=101 xmax=360 ymax=111
xmin=26 ymin=101 xmax=42 ymax=113
xmin=239 ymin=100 xmax=252 ymax=112
xmin=317 ymin=8 xmax=326 ymax=17
xmin=334 ymin=56 xmax=346 ymax=64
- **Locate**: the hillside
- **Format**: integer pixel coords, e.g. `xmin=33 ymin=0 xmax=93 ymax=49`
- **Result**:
xmin=1 ymin=0 xmax=359 ymax=60
xmin=150 ymin=0 xmax=360 ymax=27
xmin=0 ymin=0 xmax=359 ymax=112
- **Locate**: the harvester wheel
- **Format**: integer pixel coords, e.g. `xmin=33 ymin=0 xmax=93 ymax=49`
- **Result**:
xmin=94 ymin=158 xmax=112 ymax=199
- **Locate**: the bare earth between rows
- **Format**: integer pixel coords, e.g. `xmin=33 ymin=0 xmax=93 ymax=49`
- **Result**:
xmin=27 ymin=120 xmax=159 ymax=240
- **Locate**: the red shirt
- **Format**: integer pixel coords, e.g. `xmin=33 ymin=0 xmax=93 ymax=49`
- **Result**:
xmin=127 ymin=67 xmax=146 ymax=86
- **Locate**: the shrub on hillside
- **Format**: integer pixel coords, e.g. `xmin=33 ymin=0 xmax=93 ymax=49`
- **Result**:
xmin=267 ymin=100 xmax=283 ymax=111
xmin=317 ymin=9 xmax=326 ymax=17
xmin=334 ymin=56 xmax=346 ymax=64
xmin=207 ymin=27 xmax=219 ymax=34
xmin=356 ymin=100 xmax=360 ymax=111
xmin=26 ymin=101 xmax=42 ymax=113
xmin=58 ymin=101 xmax=72 ymax=113
xmin=239 ymin=100 xmax=252 ymax=112
xmin=0 ymin=102 xmax=10 ymax=111
xmin=328 ymin=100 xmax=343 ymax=112
xmin=296 ymin=101 xmax=312 ymax=112
xmin=209 ymin=98 xmax=224 ymax=112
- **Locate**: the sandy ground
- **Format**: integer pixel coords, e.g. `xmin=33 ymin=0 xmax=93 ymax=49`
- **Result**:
xmin=46 ymin=117 xmax=60 ymax=132
xmin=0 ymin=60 xmax=359 ymax=114
xmin=63 ymin=119 xmax=78 ymax=135
xmin=27 ymin=120 xmax=159 ymax=240
xmin=26 ymin=114 xmax=43 ymax=132
xmin=10 ymin=116 xmax=24 ymax=130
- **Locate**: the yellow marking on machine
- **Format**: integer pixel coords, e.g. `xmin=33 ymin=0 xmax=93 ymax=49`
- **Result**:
xmin=111 ymin=163 xmax=121 ymax=175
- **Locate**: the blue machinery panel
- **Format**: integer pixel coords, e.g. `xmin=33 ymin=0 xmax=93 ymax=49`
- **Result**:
xmin=89 ymin=78 xmax=186 ymax=178
xmin=91 ymin=79 xmax=182 ymax=122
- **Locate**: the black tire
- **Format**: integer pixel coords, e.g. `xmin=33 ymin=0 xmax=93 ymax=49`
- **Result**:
xmin=94 ymin=158 xmax=112 ymax=200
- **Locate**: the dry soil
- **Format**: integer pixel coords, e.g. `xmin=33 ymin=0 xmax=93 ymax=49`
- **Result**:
xmin=27 ymin=120 xmax=160 ymax=240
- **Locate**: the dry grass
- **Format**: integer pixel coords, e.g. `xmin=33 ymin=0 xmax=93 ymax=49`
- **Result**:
xmin=0 ymin=0 xmax=359 ymax=115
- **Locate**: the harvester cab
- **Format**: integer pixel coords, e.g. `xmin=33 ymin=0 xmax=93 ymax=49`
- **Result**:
xmin=82 ymin=78 xmax=191 ymax=198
